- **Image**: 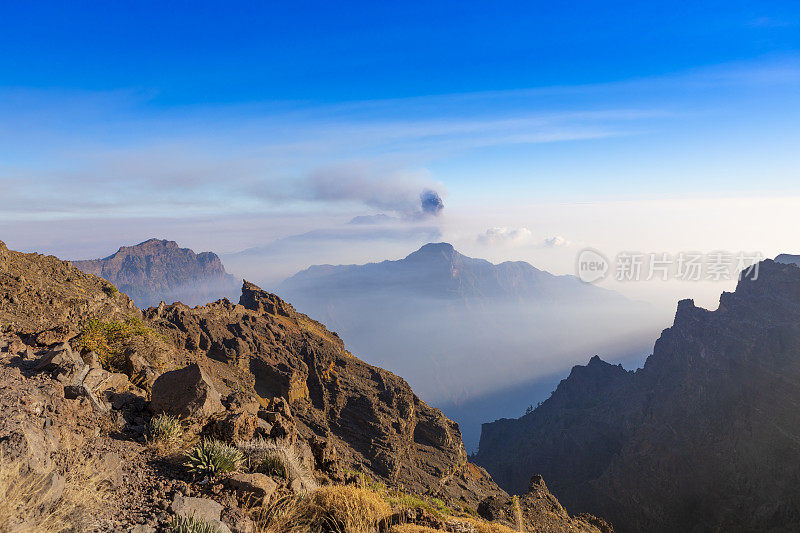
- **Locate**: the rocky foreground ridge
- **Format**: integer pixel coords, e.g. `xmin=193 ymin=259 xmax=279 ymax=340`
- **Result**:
xmin=476 ymin=259 xmax=800 ymax=532
xmin=0 ymin=239 xmax=608 ymax=532
xmin=73 ymin=238 xmax=240 ymax=309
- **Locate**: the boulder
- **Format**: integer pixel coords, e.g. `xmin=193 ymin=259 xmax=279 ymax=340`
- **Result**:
xmin=63 ymin=384 xmax=108 ymax=413
xmin=1 ymin=423 xmax=58 ymax=474
xmin=220 ymin=507 xmax=255 ymax=533
xmin=225 ymin=473 xmax=278 ymax=501
xmin=150 ymin=364 xmax=223 ymax=419
xmin=81 ymin=350 xmax=102 ymax=369
xmin=207 ymin=409 xmax=258 ymax=442
xmin=170 ymin=493 xmax=232 ymax=533
xmin=124 ymin=349 xmax=157 ymax=390
xmin=82 ymin=367 xmax=132 ymax=400
xmin=309 ymin=436 xmax=338 ymax=473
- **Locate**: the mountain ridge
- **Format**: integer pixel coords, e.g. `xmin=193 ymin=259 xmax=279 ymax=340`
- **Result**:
xmin=475 ymin=259 xmax=800 ymax=532
xmin=282 ymin=241 xmax=613 ymax=302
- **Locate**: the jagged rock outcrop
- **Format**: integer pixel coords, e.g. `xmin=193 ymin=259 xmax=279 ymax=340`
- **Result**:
xmin=775 ymin=253 xmax=800 ymax=266
xmin=73 ymin=238 xmax=240 ymax=309
xmin=475 ymin=260 xmax=800 ymax=532
xmin=145 ymin=280 xmax=503 ymax=508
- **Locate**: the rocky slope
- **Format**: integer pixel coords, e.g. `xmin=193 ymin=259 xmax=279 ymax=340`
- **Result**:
xmin=0 ymin=239 xmax=606 ymax=532
xmin=73 ymin=238 xmax=240 ymax=309
xmin=475 ymin=259 xmax=800 ymax=532
xmin=1 ymin=239 xmax=139 ymax=337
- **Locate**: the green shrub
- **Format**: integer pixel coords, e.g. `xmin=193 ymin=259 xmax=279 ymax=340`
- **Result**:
xmin=147 ymin=414 xmax=182 ymax=447
xmin=77 ymin=316 xmax=153 ymax=371
xmin=168 ymin=514 xmax=222 ymax=533
xmin=184 ymin=439 xmax=243 ymax=478
xmin=385 ymin=491 xmax=452 ymax=519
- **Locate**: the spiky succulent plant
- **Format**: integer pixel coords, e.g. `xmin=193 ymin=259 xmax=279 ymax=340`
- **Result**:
xmin=184 ymin=439 xmax=243 ymax=478
xmin=147 ymin=413 xmax=182 ymax=447
xmin=168 ymin=514 xmax=222 ymax=533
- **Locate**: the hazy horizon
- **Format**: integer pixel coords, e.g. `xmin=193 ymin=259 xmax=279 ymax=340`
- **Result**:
xmin=3 ymin=3 xmax=800 ymax=312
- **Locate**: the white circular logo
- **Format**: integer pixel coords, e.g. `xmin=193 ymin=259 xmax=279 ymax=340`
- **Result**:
xmin=576 ymin=248 xmax=609 ymax=283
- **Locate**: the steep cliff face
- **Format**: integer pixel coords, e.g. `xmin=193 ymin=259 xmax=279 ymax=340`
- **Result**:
xmin=73 ymin=238 xmax=240 ymax=309
xmin=475 ymin=259 xmax=800 ymax=532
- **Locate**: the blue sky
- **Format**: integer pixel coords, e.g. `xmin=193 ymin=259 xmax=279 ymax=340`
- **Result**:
xmin=3 ymin=1 xmax=798 ymax=102
xmin=1 ymin=1 xmax=800 ymax=308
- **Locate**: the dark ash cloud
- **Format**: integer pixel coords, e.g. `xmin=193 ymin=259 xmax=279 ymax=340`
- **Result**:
xmin=420 ymin=189 xmax=444 ymax=216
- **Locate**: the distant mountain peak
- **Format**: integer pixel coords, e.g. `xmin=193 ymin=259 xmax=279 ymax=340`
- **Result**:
xmin=404 ymin=242 xmax=458 ymax=261
xmin=126 ymin=237 xmax=176 ymax=248
xmin=587 ymin=354 xmax=605 ymax=366
xmin=72 ymin=238 xmax=240 ymax=309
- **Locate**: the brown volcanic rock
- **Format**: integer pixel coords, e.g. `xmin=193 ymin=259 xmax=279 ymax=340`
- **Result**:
xmin=72 ymin=238 xmax=240 ymax=309
xmin=476 ymin=260 xmax=800 ymax=532
xmin=150 ymin=363 xmax=225 ymax=419
xmin=145 ymin=280 xmax=503 ymax=507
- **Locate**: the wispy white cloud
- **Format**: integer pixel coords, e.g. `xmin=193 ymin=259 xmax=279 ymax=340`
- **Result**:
xmin=543 ymin=235 xmax=570 ymax=247
xmin=478 ymin=226 xmax=533 ymax=246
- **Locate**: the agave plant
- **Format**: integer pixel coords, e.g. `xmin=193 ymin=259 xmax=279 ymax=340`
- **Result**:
xmin=184 ymin=439 xmax=243 ymax=478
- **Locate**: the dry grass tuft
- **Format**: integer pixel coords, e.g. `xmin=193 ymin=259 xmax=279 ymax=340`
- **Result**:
xmin=389 ymin=525 xmax=442 ymax=533
xmin=253 ymin=493 xmax=312 ymax=533
xmin=254 ymin=485 xmax=391 ymax=533
xmin=0 ymin=452 xmax=110 ymax=532
xmin=307 ymin=485 xmax=391 ymax=532
xmin=168 ymin=513 xmax=224 ymax=533
xmin=147 ymin=413 xmax=184 ymax=451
